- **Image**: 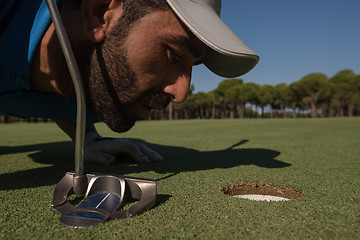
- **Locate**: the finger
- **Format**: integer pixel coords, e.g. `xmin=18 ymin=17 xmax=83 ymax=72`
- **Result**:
xmin=84 ymin=151 xmax=116 ymax=165
xmin=103 ymin=141 xmax=152 ymax=163
xmin=137 ymin=143 xmax=164 ymax=162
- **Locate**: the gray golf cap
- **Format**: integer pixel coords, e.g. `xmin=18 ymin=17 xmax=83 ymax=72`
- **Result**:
xmin=165 ymin=0 xmax=259 ymax=78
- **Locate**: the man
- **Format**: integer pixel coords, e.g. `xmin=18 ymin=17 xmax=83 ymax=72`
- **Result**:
xmin=0 ymin=0 xmax=259 ymax=165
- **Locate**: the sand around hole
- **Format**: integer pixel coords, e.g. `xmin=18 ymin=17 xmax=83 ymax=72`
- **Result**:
xmin=233 ymin=194 xmax=290 ymax=202
xmin=222 ymin=181 xmax=304 ymax=200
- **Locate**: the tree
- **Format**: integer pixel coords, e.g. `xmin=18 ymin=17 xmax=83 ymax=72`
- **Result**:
xmin=207 ymin=91 xmax=219 ymax=119
xmin=329 ymin=69 xmax=358 ymax=117
xmin=214 ymin=78 xmax=243 ymax=118
xmin=245 ymin=82 xmax=260 ymax=116
xmin=274 ymin=83 xmax=291 ymax=118
xmin=215 ymin=78 xmax=243 ymax=95
xmin=257 ymin=84 xmax=276 ymax=117
xmin=192 ymin=92 xmax=211 ymax=119
xmin=238 ymin=83 xmax=257 ymax=118
xmin=289 ymin=81 xmax=303 ymax=118
xmin=168 ymin=101 xmax=173 ymax=120
xmin=354 ymin=74 xmax=360 ymax=116
xmin=296 ymin=73 xmax=329 ymax=118
xmin=223 ymin=88 xmax=238 ymax=118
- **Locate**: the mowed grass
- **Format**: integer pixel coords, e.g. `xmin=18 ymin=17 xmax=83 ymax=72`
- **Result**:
xmin=0 ymin=118 xmax=359 ymax=239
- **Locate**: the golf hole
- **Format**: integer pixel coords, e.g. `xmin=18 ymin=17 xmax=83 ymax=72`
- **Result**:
xmin=221 ymin=181 xmax=303 ymax=202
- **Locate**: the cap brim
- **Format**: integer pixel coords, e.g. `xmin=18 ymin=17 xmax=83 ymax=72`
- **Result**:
xmin=165 ymin=0 xmax=259 ymax=78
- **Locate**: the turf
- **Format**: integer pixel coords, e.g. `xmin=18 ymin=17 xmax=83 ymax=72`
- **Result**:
xmin=0 ymin=118 xmax=359 ymax=239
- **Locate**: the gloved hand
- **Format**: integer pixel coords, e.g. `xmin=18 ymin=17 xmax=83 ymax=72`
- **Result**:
xmin=84 ymin=132 xmax=164 ymax=165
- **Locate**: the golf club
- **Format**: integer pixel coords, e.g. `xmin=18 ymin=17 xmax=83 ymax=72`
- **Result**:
xmin=45 ymin=0 xmax=157 ymax=228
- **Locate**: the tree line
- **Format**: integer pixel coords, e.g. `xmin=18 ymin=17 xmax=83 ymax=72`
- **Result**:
xmin=1 ymin=69 xmax=359 ymax=123
xmin=149 ymin=69 xmax=360 ymax=120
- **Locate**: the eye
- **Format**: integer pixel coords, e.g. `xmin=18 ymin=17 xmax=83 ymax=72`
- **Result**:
xmin=167 ymin=48 xmax=182 ymax=64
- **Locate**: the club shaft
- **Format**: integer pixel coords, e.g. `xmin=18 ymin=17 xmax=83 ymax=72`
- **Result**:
xmin=45 ymin=0 xmax=86 ymax=177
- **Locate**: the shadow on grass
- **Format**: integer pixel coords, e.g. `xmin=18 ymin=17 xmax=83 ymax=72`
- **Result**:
xmin=0 ymin=139 xmax=290 ymax=190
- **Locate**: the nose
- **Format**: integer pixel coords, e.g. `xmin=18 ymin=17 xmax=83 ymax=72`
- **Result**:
xmin=163 ymin=70 xmax=192 ymax=103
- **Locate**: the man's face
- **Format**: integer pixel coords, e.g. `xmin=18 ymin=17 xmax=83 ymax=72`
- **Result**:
xmin=81 ymin=9 xmax=207 ymax=132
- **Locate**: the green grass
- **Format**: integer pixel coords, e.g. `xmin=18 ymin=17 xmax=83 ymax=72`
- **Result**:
xmin=0 ymin=118 xmax=359 ymax=239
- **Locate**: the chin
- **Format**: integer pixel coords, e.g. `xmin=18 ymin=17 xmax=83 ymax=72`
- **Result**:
xmin=104 ymin=118 xmax=136 ymax=133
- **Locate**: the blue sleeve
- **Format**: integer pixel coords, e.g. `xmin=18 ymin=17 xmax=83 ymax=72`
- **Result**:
xmin=0 ymin=89 xmax=100 ymax=123
xmin=0 ymin=0 xmax=42 ymax=80
xmin=0 ymin=0 xmax=99 ymax=123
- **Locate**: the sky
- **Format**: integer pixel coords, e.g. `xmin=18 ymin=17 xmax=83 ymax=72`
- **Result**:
xmin=191 ymin=0 xmax=360 ymax=93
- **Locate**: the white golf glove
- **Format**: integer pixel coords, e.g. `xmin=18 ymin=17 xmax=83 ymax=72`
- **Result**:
xmin=84 ymin=132 xmax=164 ymax=165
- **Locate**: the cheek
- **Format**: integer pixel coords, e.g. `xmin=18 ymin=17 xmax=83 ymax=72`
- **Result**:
xmin=126 ymin=43 xmax=169 ymax=92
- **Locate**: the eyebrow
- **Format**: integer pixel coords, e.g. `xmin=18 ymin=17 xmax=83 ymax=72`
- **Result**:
xmin=163 ymin=35 xmax=206 ymax=64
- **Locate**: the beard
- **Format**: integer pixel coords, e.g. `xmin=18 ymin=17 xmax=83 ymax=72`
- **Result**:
xmin=55 ymin=18 xmax=172 ymax=133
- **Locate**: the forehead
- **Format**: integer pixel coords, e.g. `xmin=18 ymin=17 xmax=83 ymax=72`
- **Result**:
xmin=129 ymin=9 xmax=207 ymax=55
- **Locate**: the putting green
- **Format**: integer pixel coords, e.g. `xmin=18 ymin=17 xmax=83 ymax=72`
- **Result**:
xmin=0 ymin=118 xmax=359 ymax=239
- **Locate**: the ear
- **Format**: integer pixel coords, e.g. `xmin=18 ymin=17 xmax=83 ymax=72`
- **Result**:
xmin=81 ymin=0 xmax=124 ymax=43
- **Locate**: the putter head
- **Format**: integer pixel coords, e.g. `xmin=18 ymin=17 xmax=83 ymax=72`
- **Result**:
xmin=51 ymin=172 xmax=157 ymax=228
